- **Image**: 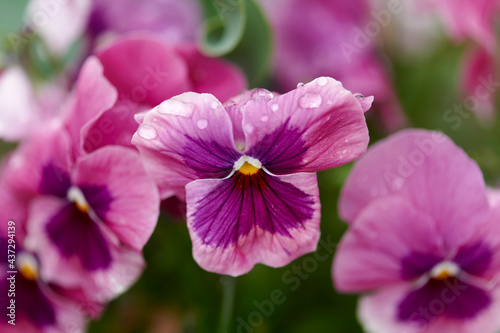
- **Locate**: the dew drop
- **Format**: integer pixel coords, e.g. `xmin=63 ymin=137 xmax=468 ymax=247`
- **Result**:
xmin=299 ymin=93 xmax=322 ymax=109
xmin=251 ymin=89 xmax=273 ymax=102
xmin=137 ymin=124 xmax=157 ymax=140
xmin=244 ymin=123 xmax=254 ymax=134
xmin=158 ymin=100 xmax=194 ymax=117
xmin=260 ymin=115 xmax=269 ymax=122
xmin=197 ymin=119 xmax=208 ymax=129
xmin=317 ymin=77 xmax=328 ymax=87
xmin=210 ymin=101 xmax=219 ymax=110
xmin=271 ymin=103 xmax=279 ymax=112
xmin=297 ymin=82 xmax=304 ymax=88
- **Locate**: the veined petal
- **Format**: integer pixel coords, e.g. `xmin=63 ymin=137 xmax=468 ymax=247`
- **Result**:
xmin=132 ymin=92 xmax=242 ymax=198
xmin=73 ymin=146 xmax=160 ymax=250
xmin=186 ymin=172 xmax=320 ymax=276
xmin=242 ymin=77 xmax=369 ymax=174
xmin=339 ymin=129 xmax=489 ymax=251
xmin=333 ymin=196 xmax=443 ymax=292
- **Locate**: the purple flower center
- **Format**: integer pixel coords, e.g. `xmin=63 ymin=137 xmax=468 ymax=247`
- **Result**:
xmin=397 ymin=243 xmax=493 ymax=325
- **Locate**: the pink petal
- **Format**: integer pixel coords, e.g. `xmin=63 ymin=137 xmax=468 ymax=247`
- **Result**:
xmin=333 ymin=196 xmax=443 ymax=292
xmin=339 ymin=129 xmax=489 ymax=250
xmin=132 ymin=92 xmax=240 ymax=199
xmin=186 ymin=172 xmax=320 ymax=276
xmin=176 ymin=44 xmax=247 ymax=102
xmin=4 ymin=125 xmax=73 ymax=198
xmin=62 ymin=57 xmax=118 ymax=157
xmin=461 ymin=47 xmax=498 ymax=121
xmin=242 ymin=77 xmax=370 ymax=173
xmin=95 ymin=36 xmax=190 ymax=107
xmin=73 ymin=146 xmax=160 ymax=250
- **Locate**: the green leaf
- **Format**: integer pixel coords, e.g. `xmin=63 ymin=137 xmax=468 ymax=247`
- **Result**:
xmin=198 ymin=0 xmax=247 ymax=56
xmin=226 ymin=0 xmax=273 ymax=87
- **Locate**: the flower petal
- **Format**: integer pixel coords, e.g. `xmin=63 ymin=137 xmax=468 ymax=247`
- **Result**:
xmin=242 ymin=77 xmax=369 ymax=174
xmin=186 ymin=172 xmax=320 ymax=276
xmin=132 ymin=92 xmax=242 ymax=198
xmin=333 ymin=196 xmax=443 ymax=292
xmin=73 ymin=146 xmax=160 ymax=250
xmin=339 ymin=129 xmax=489 ymax=250
xmin=359 ymin=283 xmax=500 ymax=333
xmin=4 ymin=126 xmax=73 ymax=198
xmin=62 ymin=57 xmax=118 ymax=157
xmin=26 ymin=196 xmax=146 ymax=304
xmin=176 ymin=44 xmax=247 ymax=102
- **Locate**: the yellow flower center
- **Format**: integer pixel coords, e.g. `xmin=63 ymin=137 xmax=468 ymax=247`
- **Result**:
xmin=18 ymin=253 xmax=38 ymax=280
xmin=239 ymin=162 xmax=260 ymax=175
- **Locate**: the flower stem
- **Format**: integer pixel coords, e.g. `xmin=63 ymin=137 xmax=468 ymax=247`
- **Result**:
xmin=217 ymin=275 xmax=236 ymax=333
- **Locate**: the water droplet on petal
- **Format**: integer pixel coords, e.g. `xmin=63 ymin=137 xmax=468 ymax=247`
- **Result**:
xmin=244 ymin=123 xmax=254 ymax=134
xmin=271 ymin=103 xmax=279 ymax=112
xmin=297 ymin=82 xmax=304 ymax=88
xmin=317 ymin=77 xmax=328 ymax=87
xmin=251 ymin=89 xmax=274 ymax=102
xmin=158 ymin=100 xmax=194 ymax=117
xmin=260 ymin=115 xmax=269 ymax=122
xmin=137 ymin=124 xmax=157 ymax=140
xmin=197 ymin=119 xmax=208 ymax=129
xmin=299 ymin=93 xmax=322 ymax=109
xmin=210 ymin=101 xmax=219 ymax=109
xmin=344 ymin=139 xmax=349 ymax=143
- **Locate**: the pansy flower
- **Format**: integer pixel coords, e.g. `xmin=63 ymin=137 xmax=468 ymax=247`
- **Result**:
xmin=334 ymin=129 xmax=500 ymax=333
xmin=132 ymin=77 xmax=371 ymax=276
xmin=0 ymin=239 xmax=86 ymax=333
xmin=1 ymin=58 xmax=160 ymax=313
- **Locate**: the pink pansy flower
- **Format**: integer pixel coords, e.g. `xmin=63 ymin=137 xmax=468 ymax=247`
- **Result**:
xmin=1 ymin=58 xmax=159 ymax=314
xmin=82 ymin=36 xmax=246 ymax=153
xmin=0 ymin=238 xmax=87 ymax=333
xmin=259 ymin=0 xmax=405 ymax=130
xmin=333 ymin=129 xmax=500 ymax=333
xmin=132 ymin=77 xmax=371 ymax=276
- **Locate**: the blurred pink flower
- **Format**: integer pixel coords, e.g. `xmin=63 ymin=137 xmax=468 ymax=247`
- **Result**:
xmin=133 ymin=77 xmax=371 ymax=275
xmin=0 ymin=58 xmax=160 ymax=316
xmin=82 ymin=36 xmax=246 ymax=153
xmin=259 ymin=0 xmax=406 ymax=130
xmin=334 ymin=129 xmax=500 ymax=333
xmin=0 ymin=66 xmax=66 ymax=141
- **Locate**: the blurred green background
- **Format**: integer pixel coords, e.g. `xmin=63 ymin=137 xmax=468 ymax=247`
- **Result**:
xmin=1 ymin=0 xmax=500 ymax=332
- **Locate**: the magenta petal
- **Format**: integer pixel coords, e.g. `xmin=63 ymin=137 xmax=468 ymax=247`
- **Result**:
xmin=186 ymin=172 xmax=320 ymax=276
xmin=333 ymin=196 xmax=443 ymax=292
xmin=132 ymin=93 xmax=241 ymax=198
xmin=73 ymin=146 xmax=160 ymax=251
xmin=243 ymin=77 xmax=369 ymax=174
xmin=339 ymin=129 xmax=489 ymax=250
xmin=62 ymin=57 xmax=117 ymax=157
xmin=176 ymin=44 xmax=247 ymax=102
xmin=96 ymin=36 xmax=190 ymax=106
